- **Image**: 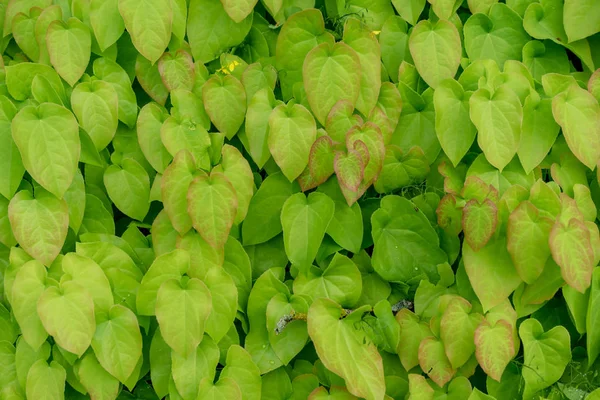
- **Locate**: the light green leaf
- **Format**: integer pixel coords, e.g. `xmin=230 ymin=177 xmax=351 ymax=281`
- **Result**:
xmin=37 ymin=281 xmax=95 ymax=357
xmin=462 ymin=199 xmax=497 ymax=251
xmin=220 ymin=345 xmax=262 ymax=400
xmin=25 ymin=360 xmax=65 ymax=400
xmin=15 ymin=337 xmax=51 ymax=392
xmin=161 ymin=150 xmax=196 ymax=235
xmin=469 ymin=86 xmax=522 ymax=172
xmin=418 ymin=336 xmax=455 ymax=387
xmin=93 ymin=57 xmax=138 ymax=129
xmin=440 ymin=298 xmax=483 ymax=370
xmin=118 ymin=0 xmax=172 ymax=63
xmin=90 ymin=0 xmax=124 ymax=51
xmin=281 ymin=192 xmax=335 ymax=270
xmin=202 ymin=74 xmax=246 ymax=139
xmin=308 ymin=298 xmax=385 ymax=400
xmin=160 ymin=116 xmax=211 ymax=170
xmin=71 ymin=80 xmax=119 ymax=151
xmin=244 ymin=88 xmax=277 ymax=168
xmin=409 ymin=20 xmax=461 ymax=89
xmin=11 ymin=103 xmax=80 ymax=199
xmin=171 ymin=335 xmax=219 ymax=400
xmin=303 ymin=41 xmax=361 ymax=126
xmin=204 ymin=265 xmax=238 ymax=344
xmin=519 ymin=318 xmax=571 ymax=399
xmin=214 ymin=144 xmax=254 ymax=224
xmin=0 ymin=95 xmax=23 ymax=200
xmin=136 ymin=53 xmax=169 ymax=105
xmin=104 ymin=158 xmax=150 ymax=221
xmin=158 ymin=49 xmax=195 ymax=92
xmin=220 ymin=0 xmax=257 ymax=23
xmin=5 ymin=62 xmax=65 ymax=102
xmin=474 ymin=319 xmax=515 ymax=382
xmin=563 ymin=0 xmax=600 ymax=42
xmin=62 ymin=253 xmax=113 ymax=315
xmin=156 ymin=278 xmax=212 ymax=357
xmin=268 ymin=102 xmax=317 ymax=182
xmin=137 ymin=102 xmax=172 ymax=173
xmin=197 ymin=377 xmax=242 ymax=400
xmin=9 ymin=189 xmax=68 ymax=267
xmin=46 ymin=17 xmax=91 ymax=86
xmin=188 ymin=0 xmax=252 ymax=63
xmin=92 ymin=304 xmax=142 ymax=384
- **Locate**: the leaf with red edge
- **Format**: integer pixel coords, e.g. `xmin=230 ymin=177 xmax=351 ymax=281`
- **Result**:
xmin=325 ymin=100 xmax=363 ymax=143
xmin=345 ymin=122 xmax=385 ymax=185
xmin=440 ymin=297 xmax=484 ymax=369
xmin=334 ymin=149 xmax=364 ymax=192
xmin=418 ymin=336 xmax=455 ymax=387
xmin=187 ymin=171 xmax=238 ymax=249
xmin=462 ymin=198 xmax=497 ymax=251
xmin=474 ymin=319 xmax=515 ymax=382
xmin=437 ymin=194 xmax=463 ymax=235
xmin=396 ymin=309 xmax=433 ymax=371
xmin=550 ymin=217 xmax=594 ymax=293
xmin=308 ymin=135 xmax=336 ymax=185
xmin=158 ymin=49 xmax=195 ymax=92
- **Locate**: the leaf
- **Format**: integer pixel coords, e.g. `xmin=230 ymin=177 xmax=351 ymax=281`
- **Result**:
xmin=549 ymin=217 xmax=594 ymax=293
xmin=203 ymin=267 xmax=238 ymax=343
xmin=198 ymin=377 xmax=242 ymax=400
xmin=158 ymin=49 xmax=195 ymax=92
xmin=303 ymin=41 xmax=361 ymax=126
xmin=202 ymin=74 xmax=247 ymax=139
xmin=464 ymin=3 xmax=530 ymax=67
xmin=161 ymin=150 xmax=196 ymax=235
xmin=220 ymin=345 xmax=262 ymax=400
xmin=268 ymin=102 xmax=317 ymax=182
xmin=474 ymin=319 xmax=514 ymax=382
xmin=342 ymin=18 xmax=381 ymax=117
xmin=11 ymin=103 xmax=80 ymax=199
xmin=281 ymin=192 xmax=335 ymax=270
xmin=462 ymin=237 xmax=522 ymax=312
xmin=187 ymin=171 xmax=238 ymax=249
xmin=396 ymin=309 xmax=433 ymax=371
xmin=118 ymin=0 xmax=172 ymax=63
xmin=46 ymin=17 xmax=91 ymax=86
xmin=9 ymin=189 xmax=68 ymax=267
xmin=563 ymin=0 xmax=600 ymax=42
xmin=433 ymin=79 xmax=477 ymax=167
xmin=62 ymin=253 xmax=114 ymax=315
xmin=37 ymin=281 xmax=95 ymax=357
xmin=418 ymin=336 xmax=455 ymax=387
xmin=440 ymin=298 xmax=484 ymax=369
xmin=409 ymin=20 xmax=461 ymax=89
xmin=5 ymin=62 xmax=65 ymax=102
xmin=469 ymin=86 xmax=522 ymax=172
xmin=93 ymin=57 xmax=138 ymax=129
xmin=160 ymin=116 xmax=211 ymax=170
xmin=156 ymin=278 xmax=212 ymax=357
xmin=90 ymin=0 xmax=125 ymax=51
xmin=136 ymin=53 xmax=169 ymax=105
xmin=294 ymin=253 xmax=362 ymax=307
xmin=242 ymin=172 xmax=300 ymax=246
xmin=188 ymin=0 xmax=252 ymax=63
xmin=551 ymin=83 xmax=600 ymax=170
xmin=462 ymin=199 xmax=497 ymax=251
xmin=76 ymin=352 xmax=120 ymax=400
xmin=519 ymin=318 xmax=571 ymax=399
xmin=244 ymin=88 xmax=278 ymax=168
xmin=220 ymin=0 xmax=257 ymax=22
xmin=71 ymin=80 xmax=119 ymax=151
xmin=506 ymin=201 xmax=553 ymax=284
xmin=104 ymin=158 xmax=150 ymax=221
xmin=92 ymin=304 xmax=142 ymax=384
xmin=136 ymin=249 xmax=189 ymax=315
xmin=587 ymin=268 xmax=600 ymax=366
xmin=308 ymin=298 xmax=385 ymax=400
xmin=214 ymin=144 xmax=254 ymax=224
xmin=137 ymin=102 xmax=172 ymax=173
xmin=25 ymin=360 xmax=65 ymax=400
xmin=266 ymin=293 xmax=309 ymax=365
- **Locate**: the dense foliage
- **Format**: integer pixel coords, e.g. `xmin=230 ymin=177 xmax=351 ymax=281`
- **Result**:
xmin=1 ymin=0 xmax=600 ymax=399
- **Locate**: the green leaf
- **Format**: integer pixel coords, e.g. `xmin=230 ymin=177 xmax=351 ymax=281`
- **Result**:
xmin=549 ymin=217 xmax=594 ymax=293
xmin=160 ymin=116 xmax=211 ymax=170
xmin=202 ymin=74 xmax=247 ymax=139
xmin=519 ymin=318 xmax=571 ymax=399
xmin=409 ymin=20 xmax=461 ymax=89
xmin=462 ymin=199 xmax=497 ymax=251
xmin=37 ymin=281 xmax=95 ymax=357
xmin=440 ymin=298 xmax=484 ymax=370
xmin=171 ymin=335 xmax=219 ymax=400
xmin=303 ymin=41 xmax=361 ymax=126
xmin=118 ymin=0 xmax=171 ymax=63
xmin=418 ymin=336 xmax=455 ymax=387
xmin=104 ymin=158 xmax=150 ymax=221
xmin=93 ymin=57 xmax=138 ymax=129
xmin=563 ymin=0 xmax=600 ymax=42
xmin=342 ymin=18 xmax=381 ymax=117
xmin=9 ymin=189 xmax=68 ymax=267
xmin=187 ymin=171 xmax=238 ymax=249
xmin=46 ymin=17 xmax=91 ymax=86
xmin=220 ymin=0 xmax=257 ymax=22
xmin=197 ymin=377 xmax=242 ymax=400
xmin=380 ymin=16 xmax=411 ymax=83
xmin=76 ymin=352 xmax=120 ymax=400
xmin=268 ymin=102 xmax=317 ymax=182
xmin=371 ymin=195 xmax=446 ymax=287
xmin=551 ymin=83 xmax=600 ymax=170
xmin=62 ymin=253 xmax=114 ymax=315
xmin=220 ymin=345 xmax=262 ymax=400
xmin=90 ymin=0 xmax=125 ymax=51
xmin=391 ymin=0 xmax=426 ymax=25
xmin=433 ymin=79 xmax=477 ymax=167
xmin=11 ymin=260 xmax=48 ymax=350
xmin=0 ymin=96 xmax=23 ymax=200
xmin=203 ymin=267 xmax=237 ymax=343
xmin=158 ymin=50 xmax=195 ymax=92
xmin=136 ymin=53 xmax=169 ymax=105
xmin=25 ymin=360 xmax=65 ymax=400
xmin=92 ymin=304 xmax=142 ymax=384
xmin=137 ymin=103 xmax=172 ymax=173
xmin=474 ymin=319 xmax=515 ymax=382
xmin=281 ymin=192 xmax=335 ymax=270
xmin=71 ymin=80 xmax=119 ymax=151
xmin=156 ymin=278 xmax=212 ymax=357
xmin=244 ymin=88 xmax=278 ymax=168
xmin=5 ymin=62 xmax=65 ymax=102
xmin=469 ymin=86 xmax=523 ymax=172
xmin=462 ymin=237 xmax=522 ymax=312
xmin=188 ymin=0 xmax=252 ymax=63
xmin=308 ymin=298 xmax=385 ymax=400
xmin=15 ymin=337 xmax=51 ymax=391
xmin=12 ymin=9 xmax=41 ymax=63
xmin=506 ymin=201 xmax=553 ymax=284
xmin=242 ymin=172 xmax=300 ymax=246
xmin=587 ymin=268 xmax=600 ymax=366
xmin=214 ymin=144 xmax=255 ymax=224
xmin=463 ymin=3 xmax=530 ymax=67
xmin=161 ymin=149 xmax=196 ymax=235
xmin=265 ymin=293 xmax=309 ymax=365
xmin=136 ymin=249 xmax=189 ymax=315
xmin=11 ymin=103 xmax=80 ymax=199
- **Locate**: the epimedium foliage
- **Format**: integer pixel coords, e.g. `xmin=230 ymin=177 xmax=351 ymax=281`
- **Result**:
xmin=1 ymin=0 xmax=600 ymax=399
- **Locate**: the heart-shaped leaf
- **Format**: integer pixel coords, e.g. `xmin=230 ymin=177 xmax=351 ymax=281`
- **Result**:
xmin=418 ymin=336 xmax=455 ymax=387
xmin=474 ymin=319 xmax=515 ymax=381
xmin=158 ymin=49 xmax=195 ymax=92
xmin=462 ymin=198 xmax=497 ymax=251
xmin=203 ymin=74 xmax=247 ymax=139
xmin=46 ymin=17 xmax=91 ymax=86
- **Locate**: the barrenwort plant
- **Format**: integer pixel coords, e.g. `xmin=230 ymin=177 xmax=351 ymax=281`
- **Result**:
xmin=0 ymin=0 xmax=600 ymax=399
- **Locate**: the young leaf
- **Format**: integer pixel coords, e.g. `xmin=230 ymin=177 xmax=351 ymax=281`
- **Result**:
xmin=202 ymin=74 xmax=247 ymax=139
xmin=474 ymin=319 xmax=515 ymax=382
xmin=25 ymin=360 xmax=65 ymax=400
xmin=46 ymin=17 xmax=91 ymax=86
xmin=104 ymin=158 xmax=150 ymax=221
xmin=162 ymin=150 xmax=196 ymax=235
xmin=462 ymin=199 xmax=497 ymax=251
